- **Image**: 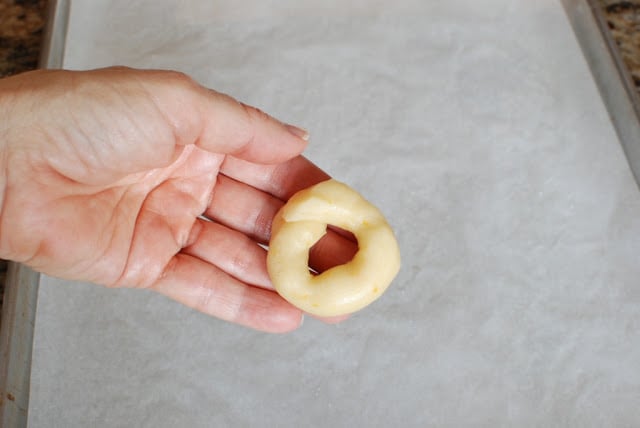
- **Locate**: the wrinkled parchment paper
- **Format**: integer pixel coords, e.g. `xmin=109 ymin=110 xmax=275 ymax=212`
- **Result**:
xmin=28 ymin=1 xmax=640 ymax=426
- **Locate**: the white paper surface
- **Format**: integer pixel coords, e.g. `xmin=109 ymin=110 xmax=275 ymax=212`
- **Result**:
xmin=29 ymin=0 xmax=640 ymax=426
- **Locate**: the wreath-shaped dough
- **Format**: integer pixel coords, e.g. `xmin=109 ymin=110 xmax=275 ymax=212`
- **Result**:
xmin=267 ymin=179 xmax=401 ymax=317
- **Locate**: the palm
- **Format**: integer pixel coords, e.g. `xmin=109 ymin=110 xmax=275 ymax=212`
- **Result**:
xmin=0 ymin=67 xmax=355 ymax=332
xmin=26 ymin=146 xmax=225 ymax=285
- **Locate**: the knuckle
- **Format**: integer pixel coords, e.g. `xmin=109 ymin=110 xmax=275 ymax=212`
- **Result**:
xmin=164 ymin=70 xmax=196 ymax=85
xmin=229 ymin=244 xmax=252 ymax=278
xmin=154 ymin=70 xmax=202 ymax=97
xmin=244 ymin=104 xmax=271 ymax=121
xmin=253 ymin=206 xmax=274 ymax=241
xmin=195 ymin=283 xmax=215 ymax=313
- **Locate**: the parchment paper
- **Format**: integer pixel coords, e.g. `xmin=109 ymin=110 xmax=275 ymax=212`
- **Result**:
xmin=28 ymin=0 xmax=640 ymax=426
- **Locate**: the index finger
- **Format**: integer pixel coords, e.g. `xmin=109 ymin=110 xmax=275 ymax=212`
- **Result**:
xmin=219 ymin=155 xmax=331 ymax=200
xmin=220 ymin=155 xmax=358 ymax=243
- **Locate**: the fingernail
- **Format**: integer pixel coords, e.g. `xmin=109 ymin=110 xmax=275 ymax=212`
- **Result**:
xmin=285 ymin=124 xmax=310 ymax=141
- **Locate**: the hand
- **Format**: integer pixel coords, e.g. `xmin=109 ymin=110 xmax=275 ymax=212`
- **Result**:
xmin=0 ymin=67 xmax=356 ymax=332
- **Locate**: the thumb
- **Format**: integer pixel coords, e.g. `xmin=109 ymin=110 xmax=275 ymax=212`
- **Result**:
xmin=202 ymin=92 xmax=310 ymax=164
xmin=140 ymin=69 xmax=309 ymax=164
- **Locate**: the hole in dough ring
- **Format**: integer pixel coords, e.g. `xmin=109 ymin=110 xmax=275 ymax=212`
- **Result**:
xmin=267 ymin=179 xmax=401 ymax=317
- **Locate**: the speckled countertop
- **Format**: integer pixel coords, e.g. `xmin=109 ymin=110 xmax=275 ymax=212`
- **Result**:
xmin=602 ymin=1 xmax=640 ymax=87
xmin=0 ymin=0 xmax=46 ymax=78
xmin=0 ymin=0 xmax=639 ymax=312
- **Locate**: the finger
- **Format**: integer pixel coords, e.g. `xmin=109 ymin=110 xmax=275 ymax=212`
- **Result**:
xmin=207 ymin=173 xmax=358 ymax=268
xmin=138 ymin=69 xmax=309 ymax=164
xmin=206 ymin=174 xmax=282 ymax=243
xmin=152 ymin=253 xmax=303 ymax=333
xmin=183 ymin=219 xmax=354 ymax=325
xmin=207 ymin=174 xmax=358 ymax=272
xmin=220 ymin=155 xmax=330 ymax=200
xmin=199 ymin=95 xmax=309 ymax=164
xmin=183 ymin=218 xmax=272 ymax=290
xmin=221 ymin=156 xmax=357 ymax=243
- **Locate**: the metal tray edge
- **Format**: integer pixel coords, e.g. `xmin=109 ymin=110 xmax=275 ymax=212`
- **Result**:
xmin=561 ymin=0 xmax=640 ymax=188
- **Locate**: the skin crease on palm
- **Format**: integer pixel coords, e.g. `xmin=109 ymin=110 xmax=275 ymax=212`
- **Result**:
xmin=0 ymin=67 xmax=357 ymax=333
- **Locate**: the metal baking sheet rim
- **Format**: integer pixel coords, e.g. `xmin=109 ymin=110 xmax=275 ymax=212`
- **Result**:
xmin=0 ymin=0 xmax=638 ymax=425
xmin=561 ymin=0 xmax=640 ymax=187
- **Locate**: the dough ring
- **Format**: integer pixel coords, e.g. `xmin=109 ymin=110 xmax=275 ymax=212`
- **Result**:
xmin=267 ymin=179 xmax=401 ymax=317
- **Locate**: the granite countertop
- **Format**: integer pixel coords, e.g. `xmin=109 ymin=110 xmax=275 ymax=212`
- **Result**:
xmin=603 ymin=0 xmax=640 ymax=87
xmin=0 ymin=0 xmax=46 ymax=78
xmin=0 ymin=0 xmax=639 ymax=311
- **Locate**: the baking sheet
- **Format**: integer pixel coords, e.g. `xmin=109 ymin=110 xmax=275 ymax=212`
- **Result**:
xmin=28 ymin=0 xmax=640 ymax=426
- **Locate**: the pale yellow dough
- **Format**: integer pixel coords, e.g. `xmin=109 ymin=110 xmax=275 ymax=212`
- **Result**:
xmin=267 ymin=179 xmax=401 ymax=317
